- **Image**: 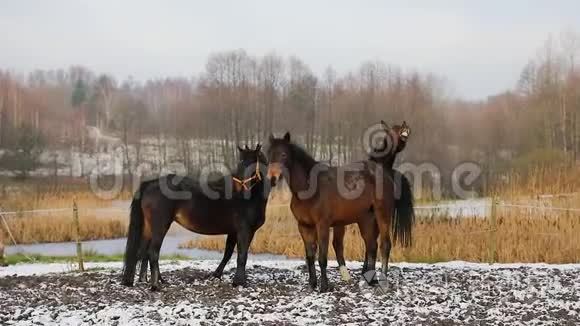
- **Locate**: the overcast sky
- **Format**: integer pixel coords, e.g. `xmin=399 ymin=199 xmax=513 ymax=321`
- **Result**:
xmin=1 ymin=0 xmax=579 ymax=99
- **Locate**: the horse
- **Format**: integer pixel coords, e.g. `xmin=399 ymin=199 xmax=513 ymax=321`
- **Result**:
xmin=331 ymin=120 xmax=414 ymax=280
xmin=266 ymin=132 xmax=413 ymax=292
xmin=121 ymin=144 xmax=271 ymax=291
xmin=371 ymin=120 xmax=411 ymax=170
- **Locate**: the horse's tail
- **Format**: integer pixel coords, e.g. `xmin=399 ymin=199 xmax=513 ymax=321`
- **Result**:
xmin=121 ymin=183 xmax=148 ymax=286
xmin=393 ymin=170 xmax=414 ymax=247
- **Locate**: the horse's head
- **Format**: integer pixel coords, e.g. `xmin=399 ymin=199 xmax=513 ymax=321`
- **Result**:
xmin=392 ymin=121 xmax=411 ymax=154
xmin=266 ymin=132 xmax=292 ymax=181
xmin=372 ymin=120 xmax=411 ymax=158
xmin=234 ymin=144 xmax=267 ymax=192
xmin=391 ymin=120 xmax=411 ymax=153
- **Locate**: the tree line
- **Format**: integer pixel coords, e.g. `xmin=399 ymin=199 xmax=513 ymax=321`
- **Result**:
xmin=0 ymin=32 xmax=579 ymax=195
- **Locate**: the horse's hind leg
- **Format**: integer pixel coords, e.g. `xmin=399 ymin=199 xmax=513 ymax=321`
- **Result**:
xmin=332 ymin=226 xmax=350 ymax=281
xmin=373 ymin=199 xmax=393 ymax=274
xmin=358 ymin=215 xmax=378 ymax=276
xmin=211 ymin=233 xmax=236 ymax=279
xmin=138 ymin=257 xmax=149 ymax=283
xmin=137 ymin=239 xmax=151 ymax=283
xmin=298 ymin=223 xmax=318 ymax=290
xmin=148 ymin=212 xmax=172 ymax=292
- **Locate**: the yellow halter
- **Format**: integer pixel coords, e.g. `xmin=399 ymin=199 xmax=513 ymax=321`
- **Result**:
xmin=232 ymin=159 xmax=262 ymax=191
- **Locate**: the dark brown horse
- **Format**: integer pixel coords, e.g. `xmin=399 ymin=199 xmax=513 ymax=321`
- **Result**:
xmin=122 ymin=144 xmax=271 ymax=291
xmin=371 ymin=120 xmax=411 ymax=169
xmin=266 ymin=132 xmax=413 ymax=292
xmin=332 ymin=120 xmax=414 ymax=280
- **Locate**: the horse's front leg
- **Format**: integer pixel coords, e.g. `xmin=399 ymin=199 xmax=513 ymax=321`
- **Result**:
xmin=316 ymin=221 xmax=331 ymax=292
xmin=298 ymin=223 xmax=318 ymax=289
xmin=232 ymin=228 xmax=254 ymax=287
xmin=373 ymin=198 xmax=393 ymax=275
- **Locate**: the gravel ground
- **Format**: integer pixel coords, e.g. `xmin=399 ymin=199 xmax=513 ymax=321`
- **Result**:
xmin=0 ymin=260 xmax=579 ymax=325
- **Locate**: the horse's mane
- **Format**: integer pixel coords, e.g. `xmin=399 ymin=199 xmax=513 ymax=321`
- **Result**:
xmin=168 ymin=150 xmax=267 ymax=195
xmin=288 ymin=142 xmax=318 ymax=172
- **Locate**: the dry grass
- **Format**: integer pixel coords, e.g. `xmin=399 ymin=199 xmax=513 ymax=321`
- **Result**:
xmin=1 ymin=214 xmax=127 ymax=245
xmin=0 ymin=183 xmax=130 ymax=245
xmin=183 ymin=191 xmax=580 ymax=264
xmin=2 ymin=168 xmax=580 ymax=263
xmin=0 ymin=183 xmax=131 ymax=212
xmin=491 ymin=165 xmax=580 ymax=198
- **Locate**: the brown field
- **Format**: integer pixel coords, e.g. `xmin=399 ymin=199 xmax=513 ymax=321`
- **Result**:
xmin=0 ymin=184 xmax=129 ymax=245
xmin=1 ymin=213 xmax=126 ymax=245
xmin=2 ymin=170 xmax=580 ymax=263
xmin=182 ymin=186 xmax=580 ymax=264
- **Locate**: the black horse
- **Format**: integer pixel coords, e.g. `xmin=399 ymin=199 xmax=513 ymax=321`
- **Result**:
xmin=122 ymin=144 xmax=271 ymax=291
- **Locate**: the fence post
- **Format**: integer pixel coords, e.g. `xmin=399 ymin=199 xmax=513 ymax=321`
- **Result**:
xmin=73 ymin=198 xmax=84 ymax=272
xmin=489 ymin=197 xmax=498 ymax=264
xmin=0 ymin=241 xmax=5 ymax=266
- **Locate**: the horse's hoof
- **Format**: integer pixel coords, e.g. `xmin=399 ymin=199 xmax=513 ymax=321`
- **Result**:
xmin=339 ymin=266 xmax=351 ymax=281
xmin=361 ymin=270 xmax=380 ymax=286
xmin=368 ymin=279 xmax=379 ymax=286
xmin=150 ymin=284 xmax=161 ymax=292
xmin=232 ymin=275 xmax=247 ymax=287
xmin=319 ymin=282 xmax=330 ymax=293
xmin=120 ymin=280 xmax=134 ymax=287
xmin=309 ymin=278 xmax=317 ymax=289
xmin=204 ymin=269 xmax=223 ymax=280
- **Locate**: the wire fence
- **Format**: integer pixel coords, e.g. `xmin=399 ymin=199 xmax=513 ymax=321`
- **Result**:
xmin=267 ymin=196 xmax=580 ymax=263
xmin=0 ymin=203 xmax=128 ymax=266
xmin=1 ymin=195 xmax=579 ymax=268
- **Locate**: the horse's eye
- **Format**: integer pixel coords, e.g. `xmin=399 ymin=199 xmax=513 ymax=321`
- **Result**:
xmin=281 ymin=152 xmax=287 ymax=159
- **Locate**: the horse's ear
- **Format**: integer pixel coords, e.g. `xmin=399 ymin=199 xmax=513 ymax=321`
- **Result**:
xmin=381 ymin=120 xmax=391 ymax=130
xmin=268 ymin=133 xmax=275 ymax=143
xmin=255 ymin=143 xmax=262 ymax=151
xmin=245 ymin=145 xmax=249 ymax=150
xmin=403 ymin=120 xmax=411 ymax=134
xmin=283 ymin=132 xmax=291 ymax=142
xmin=237 ymin=145 xmax=244 ymax=152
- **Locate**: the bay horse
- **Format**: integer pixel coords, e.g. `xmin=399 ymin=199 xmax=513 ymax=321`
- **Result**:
xmin=122 ymin=144 xmax=271 ymax=291
xmin=332 ymin=120 xmax=414 ymax=280
xmin=266 ymin=132 xmax=413 ymax=292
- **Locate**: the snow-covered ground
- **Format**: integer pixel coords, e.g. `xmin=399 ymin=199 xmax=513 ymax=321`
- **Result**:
xmin=1 ymin=260 xmax=579 ymax=325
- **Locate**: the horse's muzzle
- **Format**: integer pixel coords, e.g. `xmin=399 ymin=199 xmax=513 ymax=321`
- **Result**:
xmin=266 ymin=163 xmax=283 ymax=180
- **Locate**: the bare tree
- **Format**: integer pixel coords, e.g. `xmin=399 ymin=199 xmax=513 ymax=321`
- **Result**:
xmin=94 ymin=74 xmax=117 ymax=131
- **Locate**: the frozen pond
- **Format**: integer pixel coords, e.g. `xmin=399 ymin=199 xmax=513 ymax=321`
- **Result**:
xmin=5 ymin=235 xmax=287 ymax=261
